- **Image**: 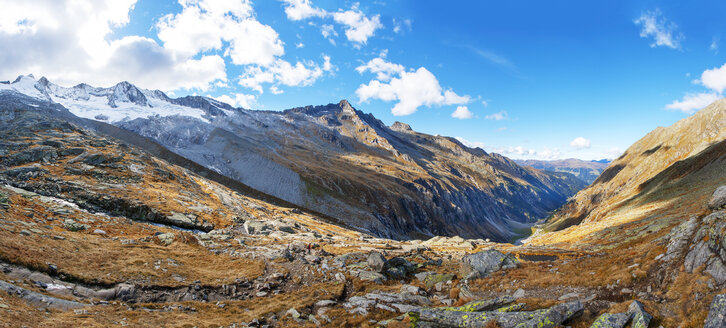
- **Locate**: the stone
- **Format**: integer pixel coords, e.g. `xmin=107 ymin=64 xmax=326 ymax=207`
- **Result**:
xmin=424 ymin=273 xmax=455 ymax=289
xmin=629 ymin=300 xmax=652 ymax=328
xmin=589 ymin=312 xmax=632 ymax=328
xmin=315 ymin=300 xmax=336 ymax=307
xmin=353 ymin=270 xmax=387 ymax=284
xmin=367 ymin=251 xmax=387 ymax=272
xmin=708 ymin=186 xmax=726 ymax=210
xmin=285 ymin=308 xmax=301 ymax=320
xmin=513 ymin=288 xmax=525 ymax=299
xmin=460 ymin=249 xmax=519 ymax=280
xmin=92 ymin=229 xmax=107 ymax=235
xmin=63 ymin=219 xmax=88 ymax=232
xmin=415 ymin=300 xmax=583 ymax=328
xmin=558 ymin=292 xmax=579 ymax=300
xmin=705 ymin=294 xmax=726 ymax=328
xmin=442 ymin=296 xmax=515 ymax=312
xmin=155 ymin=233 xmax=175 ymax=246
xmin=244 ymin=220 xmax=271 ymax=235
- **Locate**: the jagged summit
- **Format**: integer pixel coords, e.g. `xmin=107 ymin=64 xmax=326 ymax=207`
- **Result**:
xmin=390 ymin=121 xmax=412 ymax=132
xmin=0 ymin=75 xmax=241 ymax=122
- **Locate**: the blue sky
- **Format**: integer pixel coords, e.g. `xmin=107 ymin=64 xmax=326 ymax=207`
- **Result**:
xmin=2 ymin=0 xmax=726 ymax=160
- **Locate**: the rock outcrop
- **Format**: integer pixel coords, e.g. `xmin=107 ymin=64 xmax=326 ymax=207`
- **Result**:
xmin=460 ymin=249 xmax=519 ymax=280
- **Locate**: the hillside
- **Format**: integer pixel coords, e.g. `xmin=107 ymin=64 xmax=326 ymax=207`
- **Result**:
xmin=528 ymin=98 xmax=726 ymax=246
xmin=515 ymin=159 xmax=610 ymax=184
xmin=0 ymin=75 xmax=586 ymax=242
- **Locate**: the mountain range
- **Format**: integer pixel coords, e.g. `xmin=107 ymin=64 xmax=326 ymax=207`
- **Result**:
xmin=514 ymin=158 xmax=610 ymax=184
xmin=0 ymin=75 xmax=586 ymax=242
xmin=2 ymin=74 xmax=726 ymax=327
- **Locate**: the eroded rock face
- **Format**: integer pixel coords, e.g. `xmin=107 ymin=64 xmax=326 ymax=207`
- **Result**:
xmin=460 ymin=249 xmax=519 ymax=280
xmin=705 ymin=294 xmax=726 ymax=328
xmin=709 ymin=186 xmax=726 ymax=210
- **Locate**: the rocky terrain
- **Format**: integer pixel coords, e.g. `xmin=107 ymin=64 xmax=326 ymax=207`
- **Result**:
xmin=1 ymin=78 xmax=726 ymax=327
xmin=1 ymin=75 xmax=586 ymax=242
xmin=515 ymin=159 xmax=610 ymax=185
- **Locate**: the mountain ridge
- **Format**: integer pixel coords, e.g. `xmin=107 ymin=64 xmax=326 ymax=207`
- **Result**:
xmin=0 ymin=75 xmax=586 ymax=242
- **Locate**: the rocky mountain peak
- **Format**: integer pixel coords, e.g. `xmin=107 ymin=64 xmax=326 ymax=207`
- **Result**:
xmin=338 ymin=99 xmax=355 ymax=113
xmin=390 ymin=121 xmax=412 ymax=132
xmin=109 ymin=81 xmax=149 ymax=108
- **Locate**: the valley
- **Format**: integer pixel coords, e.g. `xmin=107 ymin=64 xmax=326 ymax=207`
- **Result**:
xmin=0 ymin=77 xmax=725 ymax=328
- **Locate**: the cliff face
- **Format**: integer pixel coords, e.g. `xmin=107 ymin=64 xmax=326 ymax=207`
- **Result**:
xmin=119 ymin=100 xmax=585 ymax=242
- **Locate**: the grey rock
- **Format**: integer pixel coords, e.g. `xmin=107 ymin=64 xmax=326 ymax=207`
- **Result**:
xmin=155 ymin=232 xmax=175 ymax=246
xmin=662 ymin=216 xmax=699 ymax=262
xmin=461 ymin=249 xmax=519 ymax=280
xmin=315 ymin=300 xmax=336 ymax=307
xmin=353 ymin=270 xmax=387 ymax=284
xmin=708 ymin=186 xmax=726 ymax=210
xmin=63 ymin=219 xmax=88 ymax=232
xmin=705 ymin=294 xmax=726 ymax=328
xmin=629 ymin=300 xmax=652 ymax=328
xmin=589 ymin=312 xmax=632 ymax=328
xmin=0 ymin=280 xmax=85 ymax=310
xmin=416 ymin=300 xmax=582 ymax=328
xmin=1 ymin=165 xmax=48 ymax=179
xmin=367 ymin=251 xmax=387 ymax=272
xmin=243 ymin=220 xmax=271 ymax=235
xmin=513 ymin=288 xmax=526 ymax=299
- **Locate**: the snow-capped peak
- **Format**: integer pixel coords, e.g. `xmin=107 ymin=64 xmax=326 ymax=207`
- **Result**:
xmin=0 ymin=75 xmax=241 ymax=123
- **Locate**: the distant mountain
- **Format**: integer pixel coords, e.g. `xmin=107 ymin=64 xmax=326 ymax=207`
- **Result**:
xmin=514 ymin=158 xmax=610 ymax=184
xmin=0 ymin=75 xmax=586 ymax=242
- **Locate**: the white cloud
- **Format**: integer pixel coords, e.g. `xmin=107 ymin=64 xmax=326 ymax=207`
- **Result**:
xmin=239 ymin=55 xmax=333 ymax=93
xmin=280 ymin=0 xmax=382 ymax=46
xmin=212 ymin=93 xmax=256 ymax=109
xmin=451 ymin=106 xmax=473 ymax=119
xmin=570 ymin=137 xmax=591 ymax=149
xmin=0 ymin=0 xmax=228 ymax=91
xmin=700 ymin=63 xmax=726 ymax=93
xmin=455 ymin=137 xmax=485 ymax=149
xmin=321 ymin=24 xmax=338 ymax=44
xmin=490 ymin=146 xmax=561 ymax=160
xmin=666 ymin=92 xmax=720 ymax=113
xmin=281 ymin=0 xmax=326 ymax=21
xmin=393 ymin=18 xmax=412 ymax=34
xmin=355 ymin=57 xmax=404 ymax=81
xmin=485 ymin=110 xmax=507 ymax=120
xmin=356 ymin=56 xmax=470 ymax=116
xmin=481 ymin=100 xmax=489 ymax=107
xmin=0 ymin=0 xmax=334 ymax=95
xmin=296 ymin=42 xmax=304 ymax=48
xmin=634 ymin=9 xmax=683 ymax=49
xmin=158 ymin=1 xmax=283 ymax=67
xmin=332 ymin=5 xmax=382 ymax=45
xmin=604 ymin=147 xmax=623 ymax=160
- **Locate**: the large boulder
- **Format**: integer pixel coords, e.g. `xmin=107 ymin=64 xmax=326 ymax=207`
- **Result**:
xmin=367 ymin=251 xmax=387 ymax=272
xmin=415 ymin=300 xmax=583 ymax=328
xmin=705 ymin=294 xmax=726 ymax=328
xmin=460 ymin=249 xmax=519 ymax=280
xmin=709 ymin=186 xmax=726 ymax=210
